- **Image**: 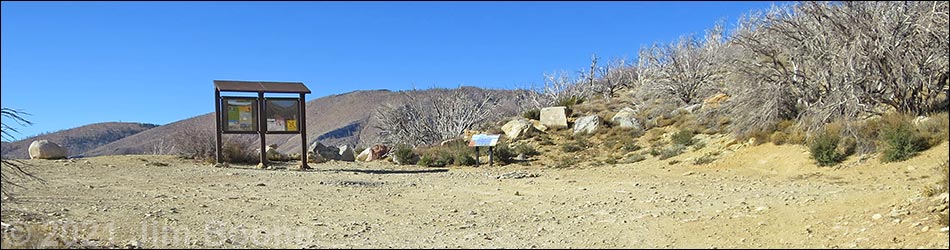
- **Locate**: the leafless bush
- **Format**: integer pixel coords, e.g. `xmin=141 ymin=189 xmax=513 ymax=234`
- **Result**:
xmin=526 ymin=70 xmax=593 ymax=109
xmin=170 ymin=126 xmax=216 ymax=160
xmin=148 ymin=138 xmax=177 ymax=155
xmin=728 ymin=1 xmax=949 ymax=135
xmin=167 ymin=126 xmax=258 ymax=164
xmin=374 ymin=87 xmax=503 ymax=147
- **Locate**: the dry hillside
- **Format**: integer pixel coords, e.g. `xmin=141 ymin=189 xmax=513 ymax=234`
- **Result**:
xmin=0 ymin=122 xmax=158 ymax=159
xmin=83 ymin=87 xmax=533 ymax=157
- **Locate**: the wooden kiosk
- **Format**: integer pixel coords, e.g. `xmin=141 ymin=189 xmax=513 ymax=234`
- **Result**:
xmin=213 ymin=80 xmax=310 ymax=169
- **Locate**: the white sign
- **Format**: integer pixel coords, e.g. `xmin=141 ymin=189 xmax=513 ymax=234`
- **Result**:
xmin=469 ymin=134 xmax=500 ymax=147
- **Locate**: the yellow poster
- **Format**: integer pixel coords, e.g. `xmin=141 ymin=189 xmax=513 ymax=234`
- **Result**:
xmin=286 ymin=119 xmax=297 ymax=131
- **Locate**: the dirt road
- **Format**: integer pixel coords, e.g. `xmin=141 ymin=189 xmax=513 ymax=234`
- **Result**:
xmin=2 ymin=142 xmax=948 ymax=248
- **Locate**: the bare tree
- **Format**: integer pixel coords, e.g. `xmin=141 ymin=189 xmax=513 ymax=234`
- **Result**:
xmin=374 ymin=87 xmax=502 ymax=147
xmin=2 ymin=108 xmax=40 ymax=197
xmin=638 ymin=23 xmax=728 ymax=105
xmin=593 ymin=57 xmax=637 ymax=101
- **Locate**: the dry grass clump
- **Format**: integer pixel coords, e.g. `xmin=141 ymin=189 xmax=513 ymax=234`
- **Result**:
xmin=416 ymin=140 xmax=477 ymax=167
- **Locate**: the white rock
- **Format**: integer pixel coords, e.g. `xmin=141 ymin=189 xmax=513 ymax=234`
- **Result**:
xmin=28 ymin=140 xmax=68 ymax=159
xmin=872 ymin=214 xmax=883 ymax=220
xmin=540 ymin=106 xmax=568 ymax=129
xmin=573 ymin=115 xmax=601 ymax=135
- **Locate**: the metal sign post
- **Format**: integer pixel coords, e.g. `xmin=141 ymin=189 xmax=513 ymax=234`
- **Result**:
xmin=469 ymin=134 xmax=500 ymax=167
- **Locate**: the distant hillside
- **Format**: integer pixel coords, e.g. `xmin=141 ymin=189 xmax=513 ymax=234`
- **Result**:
xmin=1 ymin=122 xmax=159 ymax=159
xmin=85 ymin=87 xmax=533 ymax=156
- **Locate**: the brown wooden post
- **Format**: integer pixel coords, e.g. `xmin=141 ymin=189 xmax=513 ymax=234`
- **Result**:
xmin=258 ymin=91 xmax=267 ymax=167
xmin=299 ymin=92 xmax=309 ymax=169
xmin=214 ymin=88 xmax=222 ymax=163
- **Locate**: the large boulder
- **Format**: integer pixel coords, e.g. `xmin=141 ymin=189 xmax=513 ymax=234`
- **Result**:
xmin=573 ymin=115 xmax=601 ymax=135
xmin=501 ymin=118 xmax=537 ymax=140
xmin=338 ymin=145 xmax=356 ymax=162
xmin=610 ymin=107 xmax=642 ymax=130
xmin=308 ymin=142 xmax=340 ymax=161
xmin=540 ymin=106 xmax=568 ymax=129
xmin=28 ymin=140 xmax=67 ymax=159
xmin=356 ymin=145 xmax=390 ymax=162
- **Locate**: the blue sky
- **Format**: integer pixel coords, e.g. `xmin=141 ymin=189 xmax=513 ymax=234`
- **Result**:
xmin=1 ymin=1 xmax=777 ymax=139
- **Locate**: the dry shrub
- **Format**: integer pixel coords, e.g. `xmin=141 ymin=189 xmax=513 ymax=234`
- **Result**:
xmin=602 ymin=127 xmax=641 ymax=152
xmin=694 ymin=106 xmax=732 ymax=135
xmin=671 ymin=129 xmax=696 ymax=146
xmin=392 ymin=145 xmax=417 ymax=165
xmin=770 ymin=131 xmax=788 ymax=145
xmin=693 ymin=153 xmax=717 ymax=165
xmin=561 ymin=142 xmax=584 ymax=153
xmin=220 ymin=140 xmax=258 ymax=164
xmin=769 ymin=120 xmax=806 ymax=145
xmin=633 ymin=98 xmax=678 ymax=130
xmin=623 ymin=153 xmax=646 ymax=163
xmin=916 ymin=112 xmax=949 ymax=147
xmin=657 ymin=144 xmax=686 ymax=160
xmin=641 ymin=128 xmax=666 ymax=144
xmin=552 ymin=155 xmax=580 ymax=168
xmin=417 ymin=140 xmax=478 ymax=167
xmin=512 ymin=143 xmax=540 ymax=157
xmin=673 ymin=113 xmax=713 ymax=135
xmin=572 ymin=99 xmax=609 ymax=116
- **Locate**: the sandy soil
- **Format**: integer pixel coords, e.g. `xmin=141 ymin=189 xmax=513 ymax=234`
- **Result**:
xmin=1 ymin=142 xmax=948 ymax=248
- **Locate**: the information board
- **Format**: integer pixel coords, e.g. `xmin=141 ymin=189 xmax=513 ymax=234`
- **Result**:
xmin=265 ymin=98 xmax=300 ymax=132
xmin=469 ymin=134 xmax=501 ymax=147
xmin=223 ymin=98 xmax=258 ymax=132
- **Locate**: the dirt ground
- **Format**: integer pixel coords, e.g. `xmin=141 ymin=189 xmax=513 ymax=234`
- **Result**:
xmin=1 ymin=141 xmax=948 ymax=249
